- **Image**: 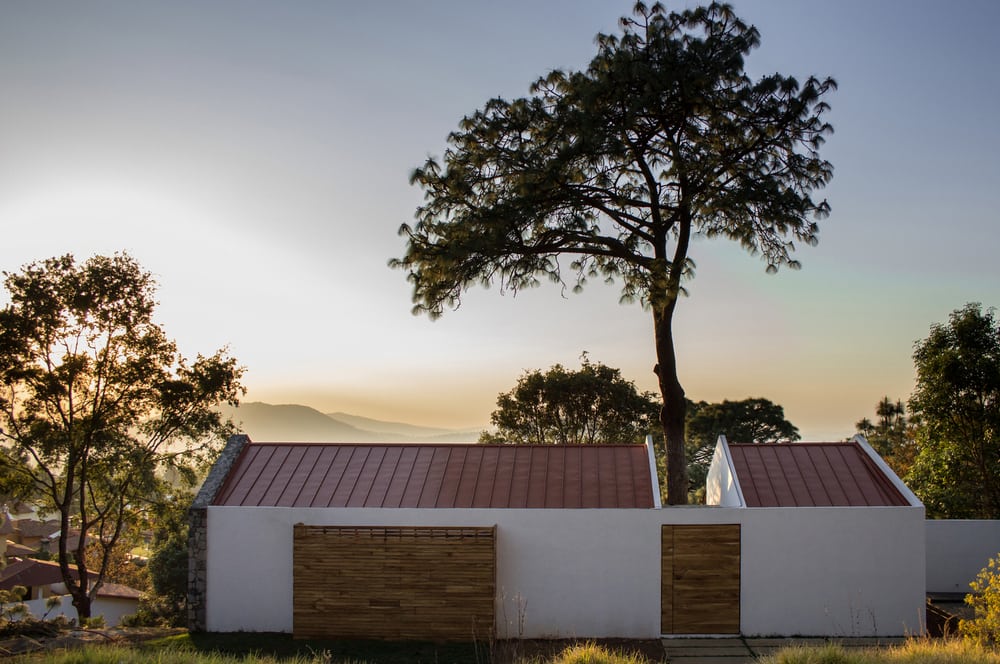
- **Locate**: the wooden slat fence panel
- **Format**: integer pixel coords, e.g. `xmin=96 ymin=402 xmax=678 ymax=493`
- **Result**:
xmin=293 ymin=525 xmax=496 ymax=641
xmin=661 ymin=524 xmax=740 ymax=635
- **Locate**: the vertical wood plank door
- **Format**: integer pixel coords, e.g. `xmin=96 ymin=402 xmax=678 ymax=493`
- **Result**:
xmin=661 ymin=524 xmax=741 ymax=635
xmin=293 ymin=525 xmax=496 ymax=641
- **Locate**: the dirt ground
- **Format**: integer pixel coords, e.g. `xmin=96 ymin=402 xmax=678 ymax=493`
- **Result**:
xmin=0 ymin=626 xmax=186 ymax=658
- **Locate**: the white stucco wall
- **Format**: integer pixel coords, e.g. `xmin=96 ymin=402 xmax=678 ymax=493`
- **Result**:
xmin=21 ymin=595 xmax=139 ymax=626
xmin=926 ymin=519 xmax=1000 ymax=593
xmin=740 ymin=506 xmax=925 ymax=637
xmin=205 ymin=503 xmax=925 ymax=638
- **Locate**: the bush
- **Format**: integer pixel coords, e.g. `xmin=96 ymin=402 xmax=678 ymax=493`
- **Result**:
xmin=961 ymin=553 xmax=1000 ymax=647
xmin=549 ymin=642 xmax=650 ymax=664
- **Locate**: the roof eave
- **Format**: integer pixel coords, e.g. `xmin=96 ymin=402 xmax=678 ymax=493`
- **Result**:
xmin=851 ymin=434 xmax=923 ymax=508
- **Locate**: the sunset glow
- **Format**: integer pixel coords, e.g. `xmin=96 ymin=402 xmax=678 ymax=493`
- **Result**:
xmin=2 ymin=1 xmax=998 ymax=439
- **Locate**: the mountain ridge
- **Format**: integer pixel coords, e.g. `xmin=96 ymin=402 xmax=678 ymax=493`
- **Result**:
xmin=220 ymin=402 xmax=483 ymax=443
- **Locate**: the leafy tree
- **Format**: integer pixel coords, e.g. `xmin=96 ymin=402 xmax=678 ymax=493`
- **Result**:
xmin=854 ymin=396 xmax=917 ymax=477
xmin=961 ymin=553 xmax=1000 ymax=647
xmin=905 ymin=303 xmax=999 ymax=518
xmin=84 ymin=530 xmax=150 ymax=593
xmin=146 ymin=491 xmax=192 ymax=625
xmin=392 ymin=2 xmax=835 ymax=503
xmin=0 ymin=253 xmax=244 ymax=619
xmin=480 ymin=356 xmax=660 ymax=445
xmin=685 ymin=397 xmax=799 ymax=492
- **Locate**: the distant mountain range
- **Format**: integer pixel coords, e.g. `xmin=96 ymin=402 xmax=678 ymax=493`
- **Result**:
xmin=218 ymin=402 xmax=483 ymax=443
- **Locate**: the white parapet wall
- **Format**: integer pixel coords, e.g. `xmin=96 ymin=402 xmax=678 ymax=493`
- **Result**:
xmin=926 ymin=519 xmax=1000 ymax=593
xmin=741 ymin=506 xmax=926 ymax=637
xmin=20 ymin=595 xmax=138 ymax=627
xmin=206 ymin=503 xmax=926 ymax=638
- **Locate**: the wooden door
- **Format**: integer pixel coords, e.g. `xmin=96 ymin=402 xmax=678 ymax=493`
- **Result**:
xmin=661 ymin=524 xmax=740 ymax=634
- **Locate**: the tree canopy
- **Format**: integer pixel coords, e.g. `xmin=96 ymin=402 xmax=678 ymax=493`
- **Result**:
xmin=480 ymin=356 xmax=659 ymax=446
xmin=854 ymin=397 xmax=917 ymax=478
xmin=393 ymin=2 xmax=834 ymax=503
xmin=905 ymin=303 xmax=999 ymax=518
xmin=0 ymin=253 xmax=244 ymax=618
xmin=685 ymin=397 xmax=799 ymax=495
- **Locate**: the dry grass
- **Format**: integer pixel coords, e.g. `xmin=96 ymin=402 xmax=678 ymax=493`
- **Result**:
xmin=763 ymin=639 xmax=1000 ymax=664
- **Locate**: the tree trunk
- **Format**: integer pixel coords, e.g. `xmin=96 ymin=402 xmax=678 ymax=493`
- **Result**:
xmin=58 ymin=508 xmax=92 ymax=620
xmin=71 ymin=589 xmax=92 ymax=620
xmin=653 ymin=300 xmax=688 ymax=504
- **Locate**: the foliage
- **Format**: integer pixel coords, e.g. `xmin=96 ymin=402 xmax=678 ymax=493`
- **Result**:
xmin=685 ymin=397 xmax=799 ymax=492
xmin=123 ymin=491 xmax=195 ymax=626
xmin=546 ymin=641 xmax=651 ymax=664
xmin=855 ymin=397 xmax=918 ymax=478
xmin=482 ymin=360 xmax=797 ymax=504
xmin=480 ymin=356 xmax=660 ymax=445
xmin=905 ymin=303 xmax=1000 ymax=518
xmin=393 ymin=2 xmax=834 ymax=503
xmin=961 ymin=553 xmax=1000 ymax=647
xmin=145 ymin=533 xmax=189 ymax=625
xmin=13 ymin=636 xmax=1000 ymax=664
xmin=0 ymin=585 xmax=27 ymax=622
xmin=83 ymin=532 xmax=150 ymax=593
xmin=762 ymin=639 xmax=1000 ymax=664
xmin=5 ymin=645 xmax=364 ymax=664
xmin=0 ymin=253 xmax=245 ymax=618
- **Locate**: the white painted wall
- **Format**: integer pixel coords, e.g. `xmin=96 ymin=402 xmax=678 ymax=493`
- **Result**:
xmin=19 ymin=595 xmax=139 ymax=626
xmin=740 ymin=506 xmax=925 ymax=637
xmin=205 ymin=503 xmax=925 ymax=638
xmin=926 ymin=520 xmax=1000 ymax=593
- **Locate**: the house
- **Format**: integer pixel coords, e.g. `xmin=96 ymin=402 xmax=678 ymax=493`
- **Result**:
xmin=191 ymin=433 xmax=928 ymax=640
xmin=11 ymin=519 xmax=59 ymax=550
xmin=0 ymin=557 xmax=141 ymax=626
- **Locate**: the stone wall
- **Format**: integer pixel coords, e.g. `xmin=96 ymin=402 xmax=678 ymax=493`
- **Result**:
xmin=187 ymin=434 xmax=249 ymax=631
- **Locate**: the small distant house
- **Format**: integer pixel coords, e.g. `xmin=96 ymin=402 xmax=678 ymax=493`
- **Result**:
xmin=0 ymin=557 xmax=141 ymax=626
xmin=191 ymin=434 xmax=926 ymax=640
xmin=11 ymin=519 xmax=59 ymax=550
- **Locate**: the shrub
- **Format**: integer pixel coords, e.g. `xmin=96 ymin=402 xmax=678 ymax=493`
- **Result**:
xmin=0 ymin=585 xmax=28 ymax=622
xmin=961 ymin=553 xmax=1000 ymax=647
xmin=549 ymin=642 xmax=650 ymax=664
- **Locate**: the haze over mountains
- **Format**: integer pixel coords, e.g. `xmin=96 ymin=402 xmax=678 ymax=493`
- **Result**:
xmin=220 ymin=402 xmax=483 ymax=443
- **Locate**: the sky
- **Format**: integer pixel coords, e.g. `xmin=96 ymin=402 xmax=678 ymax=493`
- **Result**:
xmin=1 ymin=1 xmax=998 ymax=440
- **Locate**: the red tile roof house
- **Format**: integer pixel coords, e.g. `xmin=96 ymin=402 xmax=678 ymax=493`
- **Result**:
xmin=189 ymin=434 xmax=926 ymax=640
xmin=0 ymin=557 xmax=142 ymax=626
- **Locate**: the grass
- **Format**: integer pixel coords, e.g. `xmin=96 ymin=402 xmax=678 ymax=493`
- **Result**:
xmin=8 ymin=634 xmax=1000 ymax=664
xmin=761 ymin=639 xmax=1000 ymax=664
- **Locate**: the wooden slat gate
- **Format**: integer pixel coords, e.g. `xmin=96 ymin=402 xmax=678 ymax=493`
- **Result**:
xmin=293 ymin=525 xmax=496 ymax=641
xmin=661 ymin=524 xmax=741 ymax=635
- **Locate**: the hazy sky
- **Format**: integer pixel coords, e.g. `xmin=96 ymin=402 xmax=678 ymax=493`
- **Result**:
xmin=2 ymin=1 xmax=998 ymax=439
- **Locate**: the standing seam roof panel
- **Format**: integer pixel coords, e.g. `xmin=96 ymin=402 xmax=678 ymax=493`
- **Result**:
xmin=363 ymin=445 xmax=401 ymax=508
xmin=278 ymin=445 xmax=322 ymax=507
xmin=545 ymin=446 xmax=566 ymax=508
xmin=382 ymin=446 xmax=418 ymax=509
xmin=789 ymin=445 xmax=826 ymax=506
xmin=274 ymin=448 xmax=306 ymax=506
xmin=228 ymin=445 xmax=273 ymax=507
xmin=211 ymin=442 xmax=655 ymax=508
xmin=417 ymin=447 xmax=448 ymax=508
xmin=525 ymin=447 xmax=548 ymax=508
xmin=453 ymin=446 xmax=483 ymax=508
xmin=727 ymin=442 xmax=911 ymax=507
xmin=399 ymin=447 xmax=432 ymax=508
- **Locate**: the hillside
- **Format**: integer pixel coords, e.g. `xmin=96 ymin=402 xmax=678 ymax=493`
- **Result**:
xmin=220 ymin=402 xmax=482 ymax=443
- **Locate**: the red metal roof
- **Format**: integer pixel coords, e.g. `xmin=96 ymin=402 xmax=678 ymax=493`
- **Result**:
xmin=212 ymin=442 xmax=655 ymax=509
xmin=727 ymin=442 xmax=911 ymax=507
